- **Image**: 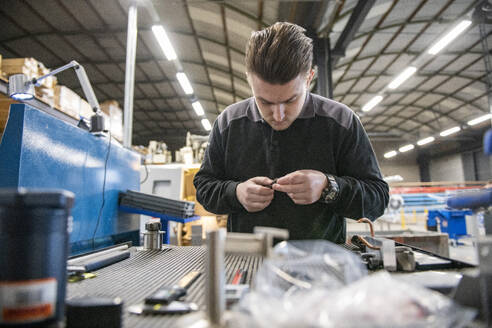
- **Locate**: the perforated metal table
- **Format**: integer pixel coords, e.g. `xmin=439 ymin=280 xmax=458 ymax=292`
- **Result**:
xmin=67 ymin=246 xmax=262 ymax=328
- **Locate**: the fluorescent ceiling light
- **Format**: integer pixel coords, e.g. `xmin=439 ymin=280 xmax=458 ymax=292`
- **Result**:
xmin=384 ymin=150 xmax=397 ymax=158
xmin=176 ymin=72 xmax=193 ymax=95
xmin=440 ymin=126 xmax=461 ymax=137
xmin=151 ymin=25 xmax=177 ymax=60
xmin=201 ymin=118 xmax=212 ymax=131
xmin=388 ymin=66 xmax=417 ymax=90
xmin=417 ymin=136 xmax=435 ymax=146
xmin=399 ymin=144 xmax=414 ymax=152
xmin=192 ymin=101 xmax=204 ymax=116
xmin=428 ymin=20 xmax=472 ymax=55
xmin=468 ymin=113 xmax=492 ymax=126
xmin=362 ymin=95 xmax=383 ymax=112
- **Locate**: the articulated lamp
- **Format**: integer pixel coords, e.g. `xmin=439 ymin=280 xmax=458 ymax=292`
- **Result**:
xmin=8 ymin=60 xmax=105 ymax=134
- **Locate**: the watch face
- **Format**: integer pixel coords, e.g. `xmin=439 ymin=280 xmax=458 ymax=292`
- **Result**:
xmin=326 ymin=189 xmax=336 ymax=201
xmin=322 ymin=175 xmax=338 ymax=202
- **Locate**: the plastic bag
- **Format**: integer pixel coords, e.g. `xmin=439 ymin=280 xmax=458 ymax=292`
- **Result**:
xmin=321 ymin=272 xmax=476 ymax=328
xmin=230 ymin=240 xmax=368 ymax=327
xmin=253 ymin=240 xmax=367 ymax=298
xmin=229 ymin=241 xmax=475 ymax=328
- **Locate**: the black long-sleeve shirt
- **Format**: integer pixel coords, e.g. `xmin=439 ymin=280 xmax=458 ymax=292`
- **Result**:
xmin=194 ymin=93 xmax=389 ymax=243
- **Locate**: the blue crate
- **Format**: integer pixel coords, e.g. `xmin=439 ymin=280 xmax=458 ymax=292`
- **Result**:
xmin=428 ymin=209 xmax=472 ymax=242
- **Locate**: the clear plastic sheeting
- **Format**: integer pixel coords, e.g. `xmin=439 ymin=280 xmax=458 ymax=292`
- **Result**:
xmin=229 ymin=241 xmax=476 ymax=328
xmin=253 ymin=240 xmax=367 ymax=299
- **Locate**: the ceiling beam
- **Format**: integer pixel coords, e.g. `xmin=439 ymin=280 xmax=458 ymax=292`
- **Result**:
xmin=332 ymin=0 xmax=376 ymax=64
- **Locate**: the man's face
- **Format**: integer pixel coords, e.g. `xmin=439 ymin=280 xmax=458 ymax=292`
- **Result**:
xmin=248 ymin=71 xmax=314 ymax=131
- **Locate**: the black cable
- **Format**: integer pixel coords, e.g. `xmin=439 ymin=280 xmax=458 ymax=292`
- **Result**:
xmin=91 ymin=130 xmax=112 ymax=250
xmin=140 ymin=162 xmax=149 ymax=184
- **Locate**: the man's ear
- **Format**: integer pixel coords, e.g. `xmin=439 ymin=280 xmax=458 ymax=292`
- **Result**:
xmin=307 ymin=69 xmax=315 ymax=85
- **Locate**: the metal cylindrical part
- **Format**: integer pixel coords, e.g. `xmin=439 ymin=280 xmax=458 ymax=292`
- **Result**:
xmin=0 ymin=189 xmax=74 ymax=327
xmin=206 ymin=228 xmax=226 ymax=325
xmin=123 ymin=3 xmax=138 ymax=148
xmin=143 ymin=231 xmax=164 ymax=250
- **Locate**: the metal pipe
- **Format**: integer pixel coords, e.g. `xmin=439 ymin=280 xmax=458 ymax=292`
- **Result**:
xmin=123 ymin=2 xmax=138 ymax=148
xmin=67 ymin=245 xmax=129 ymax=265
xmin=206 ymin=228 xmax=226 ymax=326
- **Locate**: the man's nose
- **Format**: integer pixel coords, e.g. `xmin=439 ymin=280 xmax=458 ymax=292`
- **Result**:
xmin=272 ymin=103 xmax=285 ymax=122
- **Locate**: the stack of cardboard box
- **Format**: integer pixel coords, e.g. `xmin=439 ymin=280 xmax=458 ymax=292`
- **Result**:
xmin=35 ymin=62 xmax=57 ymax=107
xmin=54 ymin=85 xmax=82 ymax=119
xmin=100 ymin=100 xmax=123 ymax=141
xmin=2 ymin=57 xmax=39 ymax=80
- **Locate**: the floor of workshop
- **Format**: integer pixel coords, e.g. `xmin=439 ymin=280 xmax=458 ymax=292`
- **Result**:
xmin=347 ymin=214 xmax=479 ymax=265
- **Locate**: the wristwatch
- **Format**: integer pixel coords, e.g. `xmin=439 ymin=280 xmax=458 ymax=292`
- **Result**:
xmin=320 ymin=174 xmax=339 ymax=203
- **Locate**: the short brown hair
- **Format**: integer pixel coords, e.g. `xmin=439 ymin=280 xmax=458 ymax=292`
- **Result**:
xmin=245 ymin=22 xmax=313 ymax=84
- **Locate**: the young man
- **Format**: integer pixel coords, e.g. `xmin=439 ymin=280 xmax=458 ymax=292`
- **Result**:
xmin=194 ymin=22 xmax=389 ymax=243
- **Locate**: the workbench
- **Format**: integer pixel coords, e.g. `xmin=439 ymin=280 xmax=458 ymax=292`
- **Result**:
xmin=67 ymin=246 xmax=262 ymax=327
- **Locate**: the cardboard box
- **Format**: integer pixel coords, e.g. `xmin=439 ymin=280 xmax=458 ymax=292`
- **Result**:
xmin=100 ymin=100 xmax=123 ymax=141
xmin=55 ymin=85 xmax=81 ymax=119
xmin=2 ymin=58 xmax=38 ymax=80
xmin=79 ymin=99 xmax=93 ymax=119
xmin=35 ymin=86 xmax=55 ymax=107
xmin=37 ymin=62 xmax=57 ymax=89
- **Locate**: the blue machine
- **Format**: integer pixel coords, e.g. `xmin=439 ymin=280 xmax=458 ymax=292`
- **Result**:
xmin=427 ymin=209 xmax=472 ymax=242
xmin=446 ymin=128 xmax=492 ymax=324
xmin=0 ymin=104 xmax=141 ymax=254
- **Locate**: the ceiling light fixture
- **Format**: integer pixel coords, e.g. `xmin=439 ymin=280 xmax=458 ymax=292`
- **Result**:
xmin=384 ymin=150 xmax=397 ymax=158
xmin=192 ymin=101 xmax=205 ymax=116
xmin=399 ymin=144 xmax=414 ymax=152
xmin=468 ymin=113 xmax=492 ymax=126
xmin=151 ymin=25 xmax=177 ymax=60
xmin=388 ymin=66 xmax=417 ymax=90
xmin=417 ymin=136 xmax=435 ymax=146
xmin=201 ymin=118 xmax=212 ymax=131
xmin=428 ymin=20 xmax=472 ymax=55
xmin=176 ymin=72 xmax=193 ymax=95
xmin=362 ymin=95 xmax=383 ymax=112
xmin=440 ymin=126 xmax=461 ymax=137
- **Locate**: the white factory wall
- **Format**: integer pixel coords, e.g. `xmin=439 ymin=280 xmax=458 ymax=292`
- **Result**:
xmin=429 ymin=153 xmax=465 ymax=182
xmin=379 ymin=163 xmax=421 ymax=182
xmin=373 ymin=140 xmax=421 ymax=182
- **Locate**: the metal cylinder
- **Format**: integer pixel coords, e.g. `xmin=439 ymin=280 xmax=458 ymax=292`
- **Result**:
xmin=123 ymin=3 xmax=138 ymax=148
xmin=206 ymin=228 xmax=226 ymax=326
xmin=0 ymin=189 xmax=74 ymax=327
xmin=143 ymin=222 xmax=163 ymax=250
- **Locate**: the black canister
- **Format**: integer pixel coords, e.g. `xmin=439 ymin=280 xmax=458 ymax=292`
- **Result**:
xmin=0 ymin=189 xmax=74 ymax=327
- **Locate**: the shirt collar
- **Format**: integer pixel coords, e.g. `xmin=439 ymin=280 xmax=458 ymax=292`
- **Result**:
xmin=248 ymin=92 xmax=314 ymax=123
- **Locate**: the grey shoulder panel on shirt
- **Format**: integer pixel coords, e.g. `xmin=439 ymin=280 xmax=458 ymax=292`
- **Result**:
xmin=216 ymin=97 xmax=256 ymax=133
xmin=310 ymin=93 xmax=354 ymax=130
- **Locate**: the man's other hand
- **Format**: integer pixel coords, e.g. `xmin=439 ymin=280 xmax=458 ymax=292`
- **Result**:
xmin=272 ymin=170 xmax=327 ymax=205
xmin=236 ymin=177 xmax=275 ymax=212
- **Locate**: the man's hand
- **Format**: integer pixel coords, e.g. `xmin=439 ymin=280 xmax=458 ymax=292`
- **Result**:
xmin=272 ymin=170 xmax=327 ymax=205
xmin=236 ymin=177 xmax=275 ymax=212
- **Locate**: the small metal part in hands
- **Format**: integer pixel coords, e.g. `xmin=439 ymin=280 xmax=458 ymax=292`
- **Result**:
xmin=266 ymin=178 xmax=277 ymax=189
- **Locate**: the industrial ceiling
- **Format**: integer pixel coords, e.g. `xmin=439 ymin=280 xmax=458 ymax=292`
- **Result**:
xmin=0 ymin=0 xmax=490 ymax=156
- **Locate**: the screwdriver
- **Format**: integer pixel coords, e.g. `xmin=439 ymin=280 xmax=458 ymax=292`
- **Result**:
xmin=145 ymin=271 xmax=201 ymax=305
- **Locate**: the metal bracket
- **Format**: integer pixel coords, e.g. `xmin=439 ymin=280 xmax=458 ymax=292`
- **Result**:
xmin=225 ymin=226 xmax=289 ymax=257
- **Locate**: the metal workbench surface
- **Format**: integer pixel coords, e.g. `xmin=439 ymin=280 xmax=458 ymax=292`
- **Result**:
xmin=67 ymin=246 xmax=262 ymax=328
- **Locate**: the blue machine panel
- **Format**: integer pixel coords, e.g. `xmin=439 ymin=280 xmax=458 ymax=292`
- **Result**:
xmin=0 ymin=104 xmax=141 ymax=254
